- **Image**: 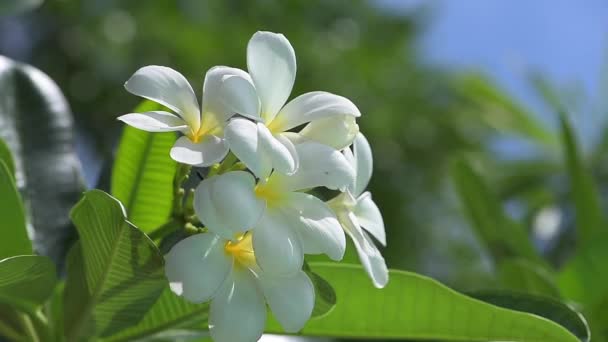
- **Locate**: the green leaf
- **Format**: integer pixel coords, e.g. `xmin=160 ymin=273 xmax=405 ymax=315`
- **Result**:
xmin=0 ymin=138 xmax=15 ymax=178
xmin=104 ymin=288 xmax=209 ymax=342
xmin=265 ymin=263 xmax=579 ymax=341
xmin=0 ymin=160 xmax=31 ymax=260
xmin=453 ymin=73 xmax=557 ymax=147
xmin=0 ymin=0 xmax=43 ymax=16
xmin=498 ymin=258 xmax=560 ymax=298
xmin=0 ymin=255 xmax=56 ymax=313
xmin=451 ymin=157 xmax=542 ymax=263
xmin=64 ymin=190 xmax=166 ymax=340
xmin=303 ymin=262 xmax=336 ymax=318
xmin=470 ymin=291 xmax=590 ymax=342
xmin=111 ymin=100 xmax=178 ymax=233
xmin=559 ymin=114 xmax=607 ymax=247
xmin=0 ymin=56 xmax=85 ymax=268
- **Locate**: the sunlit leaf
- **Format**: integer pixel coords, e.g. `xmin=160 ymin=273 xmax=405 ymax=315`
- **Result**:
xmin=264 ymin=263 xmax=579 ymax=341
xmin=0 ymin=160 xmax=31 ymax=260
xmin=64 ymin=190 xmax=165 ymax=340
xmin=0 ymin=138 xmax=15 ymax=178
xmin=304 ymin=261 xmax=336 ymax=318
xmin=0 ymin=255 xmax=56 ymax=314
xmin=111 ymin=100 xmax=178 ymax=233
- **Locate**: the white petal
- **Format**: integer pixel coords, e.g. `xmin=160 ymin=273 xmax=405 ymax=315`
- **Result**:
xmin=219 ymin=73 xmax=261 ymax=120
xmin=124 ymin=66 xmax=200 ymax=130
xmin=225 ymin=119 xmax=297 ymax=179
xmin=164 ymin=233 xmax=232 ymax=303
xmin=224 ymin=118 xmax=270 ymax=179
xmin=292 ymin=114 xmax=359 ymax=150
xmin=210 ymin=269 xmax=266 ymax=342
xmin=252 ymin=209 xmax=303 ymax=276
xmin=258 ymin=126 xmax=298 ymax=175
xmin=340 ymin=212 xmax=388 ymax=288
xmin=284 ymin=192 xmax=346 ymax=261
xmin=170 ymin=135 xmax=228 ymax=167
xmin=118 ymin=111 xmax=187 ymax=132
xmin=272 ymin=91 xmax=361 ymax=132
xmin=271 ymin=141 xmax=355 ymax=192
xmin=258 ymin=270 xmax=314 ymax=333
xmin=247 ymin=31 xmax=296 ymax=121
xmin=354 ymin=192 xmax=386 ymax=246
xmin=194 ymin=171 xmax=265 ymax=239
xmin=202 ymin=66 xmax=254 ymax=121
xmin=353 ymin=133 xmax=373 ymax=196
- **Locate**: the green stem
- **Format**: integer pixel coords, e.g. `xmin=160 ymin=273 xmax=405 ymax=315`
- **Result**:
xmin=216 ymin=152 xmax=238 ymax=174
xmin=0 ymin=319 xmax=23 ymax=341
xmin=18 ymin=313 xmax=39 ymax=342
xmin=148 ymin=219 xmax=183 ymax=241
xmin=172 ymin=163 xmax=192 ymax=216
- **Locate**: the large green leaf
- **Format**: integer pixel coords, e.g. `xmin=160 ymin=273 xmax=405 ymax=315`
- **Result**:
xmin=470 ymin=291 xmax=589 ymax=342
xmin=0 ymin=255 xmax=56 ymax=313
xmin=451 ymin=157 xmax=542 ymax=263
xmin=0 ymin=138 xmax=15 ymax=178
xmin=0 ymin=160 xmax=31 ymax=260
xmin=559 ymin=114 xmax=607 ymax=247
xmin=111 ymin=100 xmax=178 ymax=233
xmin=104 ymin=288 xmax=209 ymax=342
xmin=498 ymin=258 xmax=560 ymax=298
xmin=453 ymin=73 xmax=557 ymax=147
xmin=64 ymin=190 xmax=165 ymax=340
xmin=0 ymin=56 xmax=85 ymax=268
xmin=264 ymin=263 xmax=579 ymax=341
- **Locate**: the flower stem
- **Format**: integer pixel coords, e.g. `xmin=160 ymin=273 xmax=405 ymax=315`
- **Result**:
xmin=172 ymin=163 xmax=192 ymax=217
xmin=148 ymin=219 xmax=183 ymax=241
xmin=18 ymin=313 xmax=39 ymax=342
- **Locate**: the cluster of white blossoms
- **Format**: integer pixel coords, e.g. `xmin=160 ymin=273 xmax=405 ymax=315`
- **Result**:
xmin=118 ymin=31 xmax=388 ymax=342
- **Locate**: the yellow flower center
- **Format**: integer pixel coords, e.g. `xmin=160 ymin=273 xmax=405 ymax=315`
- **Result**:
xmin=254 ymin=179 xmax=286 ymax=207
xmin=224 ymin=233 xmax=256 ymax=268
xmin=186 ymin=112 xmax=223 ymax=143
xmin=265 ymin=116 xmax=286 ymax=134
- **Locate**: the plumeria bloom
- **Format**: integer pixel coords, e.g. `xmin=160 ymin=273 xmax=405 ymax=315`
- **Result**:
xmin=218 ymin=31 xmax=361 ymax=179
xmin=194 ymin=141 xmax=354 ymax=276
xmin=327 ymin=133 xmax=388 ymax=288
xmin=118 ymin=65 xmax=248 ymax=166
xmin=165 ymin=232 xmax=314 ymax=342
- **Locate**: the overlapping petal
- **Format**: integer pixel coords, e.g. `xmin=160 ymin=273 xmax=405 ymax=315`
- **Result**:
xmin=271 ymin=91 xmax=361 ymax=132
xmin=169 ymin=135 xmax=228 ymax=167
xmin=165 ymin=233 xmax=232 ymax=303
xmin=209 ymin=269 xmax=266 ymax=342
xmin=247 ymin=31 xmax=296 ymax=122
xmin=124 ymin=65 xmax=201 ymax=130
xmin=285 ymin=192 xmax=345 ymax=260
xmin=202 ymin=66 xmax=254 ymax=122
xmin=354 ymin=192 xmax=386 ymax=246
xmin=353 ymin=133 xmax=373 ymax=196
xmin=194 ymin=171 xmax=265 ymax=239
xmin=117 ymin=111 xmax=188 ymax=132
xmin=340 ymin=212 xmax=388 ymax=288
xmin=291 ymin=114 xmax=359 ymax=149
xmin=219 ymin=73 xmax=261 ymax=120
xmin=258 ymin=270 xmax=314 ymax=333
xmin=252 ymin=210 xmax=303 ymax=276
xmin=272 ymin=141 xmax=355 ymax=192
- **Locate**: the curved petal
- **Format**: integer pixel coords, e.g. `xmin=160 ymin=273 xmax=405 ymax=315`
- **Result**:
xmin=272 ymin=91 xmax=361 ymax=132
xmin=354 ymin=192 xmax=386 ymax=246
xmin=118 ymin=111 xmax=187 ymax=132
xmin=219 ymin=73 xmax=261 ymax=121
xmin=225 ymin=118 xmax=267 ymax=179
xmin=164 ymin=233 xmax=232 ymax=303
xmin=194 ymin=171 xmax=265 ymax=239
xmin=210 ymin=269 xmax=266 ymax=342
xmin=202 ymin=66 xmax=254 ymax=121
xmin=340 ymin=212 xmax=388 ymax=288
xmin=170 ymin=135 xmax=228 ymax=167
xmin=258 ymin=126 xmax=298 ymax=176
xmin=252 ymin=209 xmax=303 ymax=276
xmin=292 ymin=114 xmax=359 ymax=149
xmin=271 ymin=141 xmax=355 ymax=192
xmin=284 ymin=192 xmax=345 ymax=261
xmin=124 ymin=66 xmax=200 ymax=130
xmin=353 ymin=133 xmax=373 ymax=196
xmin=258 ymin=270 xmax=314 ymax=333
xmin=247 ymin=31 xmax=296 ymax=121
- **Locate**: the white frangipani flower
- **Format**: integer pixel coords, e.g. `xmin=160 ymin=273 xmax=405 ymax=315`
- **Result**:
xmin=219 ymin=31 xmax=361 ymax=179
xmin=194 ymin=141 xmax=354 ymax=277
xmin=118 ymin=65 xmax=247 ymax=166
xmin=165 ymin=232 xmax=314 ymax=342
xmin=327 ymin=133 xmax=388 ymax=288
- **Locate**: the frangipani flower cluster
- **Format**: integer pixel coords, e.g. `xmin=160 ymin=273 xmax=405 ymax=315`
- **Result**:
xmin=119 ymin=31 xmax=388 ymax=342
